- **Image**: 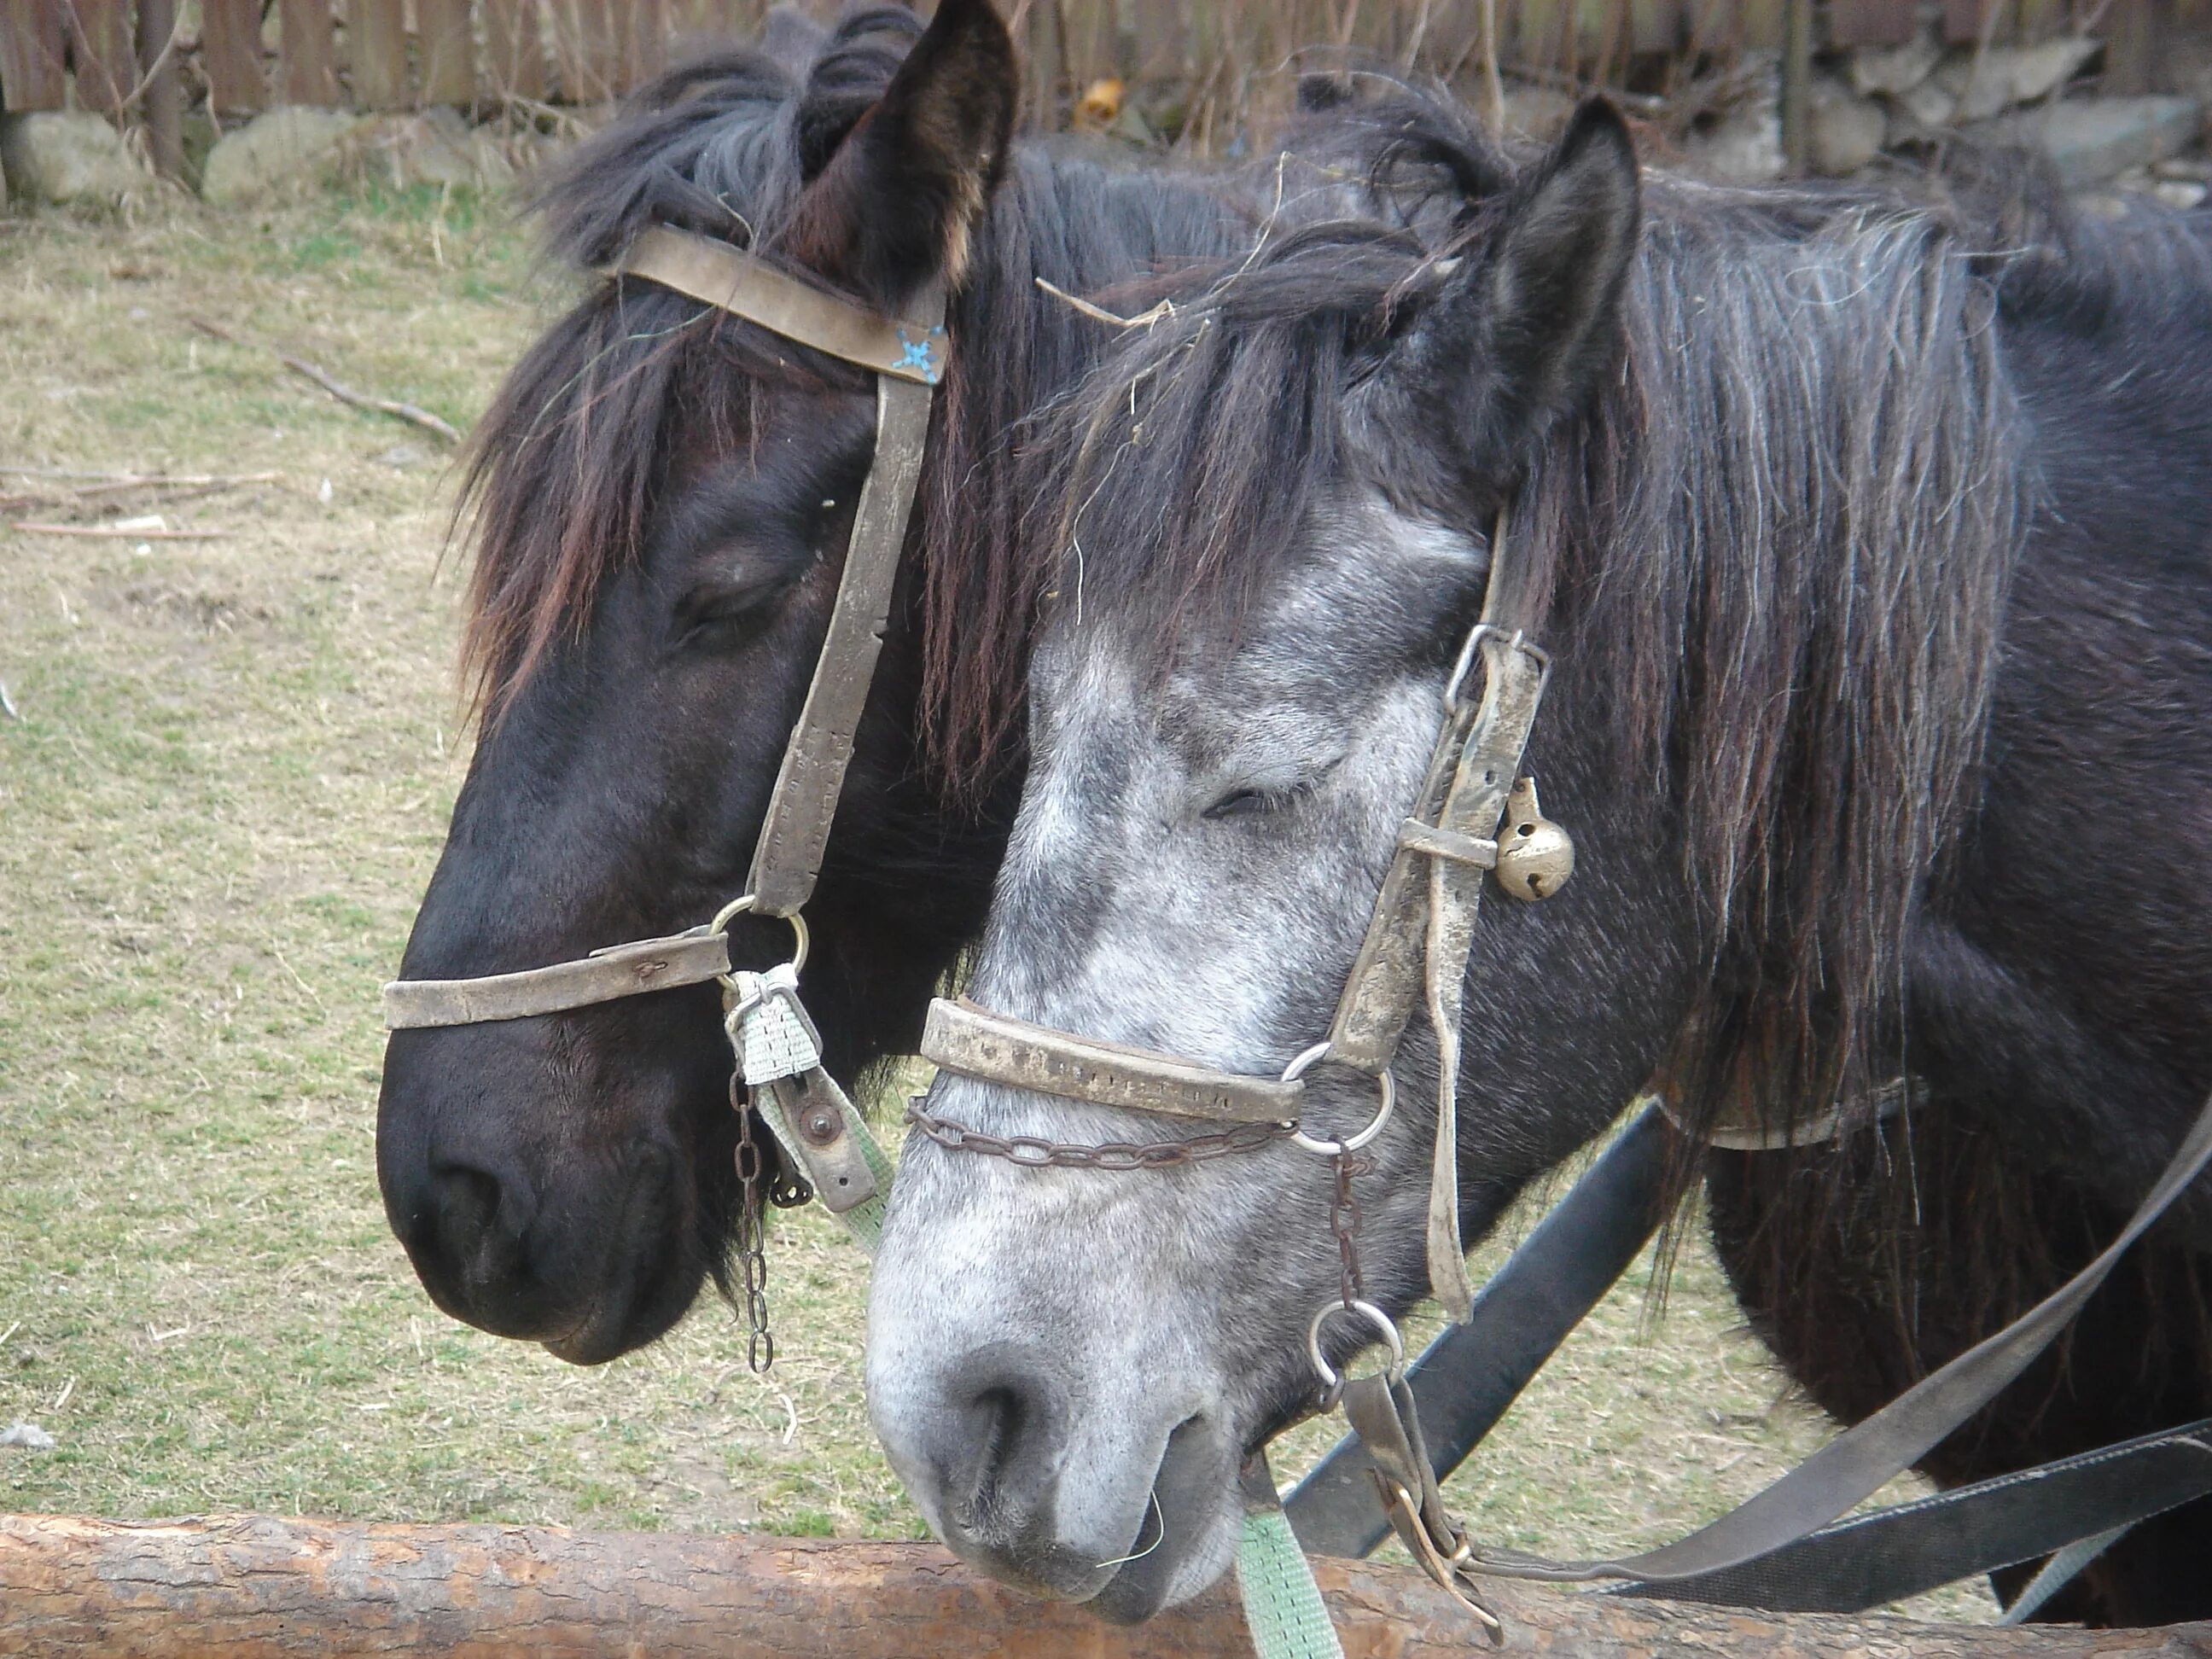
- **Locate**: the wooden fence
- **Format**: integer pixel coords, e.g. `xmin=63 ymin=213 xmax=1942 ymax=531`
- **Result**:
xmin=0 ymin=0 xmax=2198 ymax=162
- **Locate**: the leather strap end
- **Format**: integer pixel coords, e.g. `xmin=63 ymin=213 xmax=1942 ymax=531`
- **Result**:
xmin=616 ymin=226 xmax=947 ymax=385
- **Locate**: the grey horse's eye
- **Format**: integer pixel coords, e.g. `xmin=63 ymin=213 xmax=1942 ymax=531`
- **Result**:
xmin=1202 ymin=758 xmax=1341 ymax=822
xmin=1202 ymin=787 xmax=1277 ymax=820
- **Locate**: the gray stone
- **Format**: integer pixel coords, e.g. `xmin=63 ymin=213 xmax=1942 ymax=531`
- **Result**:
xmin=1682 ymin=55 xmax=1784 ymax=184
xmin=1808 ymin=74 xmax=1888 ymax=175
xmin=1985 ymin=96 xmax=2203 ymax=187
xmin=345 ymin=108 xmax=516 ymax=191
xmin=201 ymin=107 xmax=364 ymax=205
xmin=1849 ymin=28 xmax=1943 ymax=98
xmin=1897 ymin=78 xmax=1959 ymax=131
xmin=0 ymin=112 xmax=150 ymax=207
xmin=1934 ymin=35 xmax=2098 ymax=123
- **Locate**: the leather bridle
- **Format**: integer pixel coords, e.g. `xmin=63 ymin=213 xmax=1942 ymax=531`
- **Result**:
xmin=381 ymin=224 xmax=949 ymax=1236
xmin=916 ymin=508 xmax=1576 ymax=1342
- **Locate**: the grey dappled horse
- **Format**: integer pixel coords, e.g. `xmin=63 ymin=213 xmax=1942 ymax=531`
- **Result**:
xmin=870 ymin=99 xmax=2212 ymax=1625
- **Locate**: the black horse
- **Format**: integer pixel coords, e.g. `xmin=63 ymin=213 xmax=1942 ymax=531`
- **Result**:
xmin=375 ymin=0 xmax=1351 ymax=1362
xmin=868 ymin=99 xmax=2212 ymax=1624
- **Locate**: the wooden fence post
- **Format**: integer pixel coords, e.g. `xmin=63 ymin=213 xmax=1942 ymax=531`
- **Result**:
xmin=137 ymin=0 xmax=183 ymax=175
xmin=0 ymin=0 xmax=71 ymax=110
xmin=278 ymin=0 xmax=341 ymax=105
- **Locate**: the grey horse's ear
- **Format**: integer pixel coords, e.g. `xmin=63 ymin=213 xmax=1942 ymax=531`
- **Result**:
xmin=1386 ymin=99 xmax=1640 ymax=477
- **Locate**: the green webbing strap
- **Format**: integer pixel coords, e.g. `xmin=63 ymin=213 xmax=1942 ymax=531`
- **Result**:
xmin=753 ymin=1074 xmax=893 ymax=1254
xmin=1237 ymin=1457 xmax=1346 ymax=1659
xmin=786 ymin=1093 xmax=1342 ymax=1659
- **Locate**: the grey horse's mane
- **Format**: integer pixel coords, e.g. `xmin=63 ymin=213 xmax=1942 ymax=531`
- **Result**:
xmin=1022 ymin=99 xmax=2210 ymax=1143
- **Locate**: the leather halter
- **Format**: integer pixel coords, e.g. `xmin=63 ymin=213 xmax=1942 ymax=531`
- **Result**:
xmin=381 ymin=227 xmax=946 ymax=1032
xmin=920 ymin=505 xmax=1571 ymax=1324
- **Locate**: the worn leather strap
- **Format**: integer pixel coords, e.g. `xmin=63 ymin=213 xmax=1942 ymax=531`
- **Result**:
xmin=381 ymin=930 xmax=731 ymax=1028
xmin=746 ymin=372 xmax=938 ymax=916
xmin=616 ymin=225 xmax=947 ymax=386
xmin=624 ymin=225 xmax=946 ymax=916
xmin=920 ymin=997 xmax=1305 ymax=1124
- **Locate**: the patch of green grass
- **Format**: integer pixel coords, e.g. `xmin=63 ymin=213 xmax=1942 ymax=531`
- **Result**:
xmin=0 ymin=189 xmax=1991 ymax=1625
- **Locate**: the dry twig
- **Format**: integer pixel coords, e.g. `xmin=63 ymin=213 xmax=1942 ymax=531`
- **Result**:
xmin=9 ymin=522 xmax=230 ymax=540
xmin=187 ymin=319 xmax=463 ymax=446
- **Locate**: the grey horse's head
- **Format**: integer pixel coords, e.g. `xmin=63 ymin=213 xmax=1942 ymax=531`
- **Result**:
xmin=867 ymin=103 xmax=1684 ymax=1620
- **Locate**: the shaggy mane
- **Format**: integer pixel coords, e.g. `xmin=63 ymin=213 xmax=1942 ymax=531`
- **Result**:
xmin=1022 ymin=94 xmax=2212 ymax=1141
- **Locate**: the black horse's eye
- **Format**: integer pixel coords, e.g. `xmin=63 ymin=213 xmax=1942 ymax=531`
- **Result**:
xmin=672 ymin=577 xmax=783 ymax=647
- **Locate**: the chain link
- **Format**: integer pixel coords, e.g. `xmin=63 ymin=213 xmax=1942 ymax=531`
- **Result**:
xmin=730 ymin=1072 xmax=776 ymax=1373
xmin=905 ymin=1101 xmax=1291 ymax=1168
xmin=1330 ymin=1150 xmax=1373 ymax=1313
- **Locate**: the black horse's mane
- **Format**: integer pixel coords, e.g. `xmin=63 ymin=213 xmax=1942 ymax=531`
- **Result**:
xmin=458 ymin=4 xmax=1255 ymax=793
xmin=1022 ymin=93 xmax=2212 ymax=1144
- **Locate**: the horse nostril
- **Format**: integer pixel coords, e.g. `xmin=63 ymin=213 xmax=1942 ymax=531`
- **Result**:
xmin=425 ymin=1161 xmax=533 ymax=1291
xmin=935 ymin=1349 xmax=1072 ymax=1543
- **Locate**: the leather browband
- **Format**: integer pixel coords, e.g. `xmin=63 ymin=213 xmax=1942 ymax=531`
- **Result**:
xmin=382 ymin=224 xmax=953 ymax=1034
xmin=382 ymin=931 xmax=731 ymax=1029
xmin=921 ymin=998 xmax=1305 ymax=1124
xmin=615 ymin=225 xmax=946 ymax=387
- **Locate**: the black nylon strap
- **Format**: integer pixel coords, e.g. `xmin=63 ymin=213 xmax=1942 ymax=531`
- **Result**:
xmin=1624 ymin=1419 xmax=2212 ymax=1614
xmin=1467 ymin=1086 xmax=2212 ymax=1585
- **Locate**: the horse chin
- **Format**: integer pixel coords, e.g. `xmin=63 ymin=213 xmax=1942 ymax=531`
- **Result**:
xmin=1085 ymin=1423 xmax=1243 ymax=1624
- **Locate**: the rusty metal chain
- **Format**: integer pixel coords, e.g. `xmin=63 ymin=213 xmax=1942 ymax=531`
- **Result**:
xmin=1330 ymin=1150 xmax=1373 ymax=1313
xmin=905 ymin=1101 xmax=1291 ymax=1168
xmin=730 ymin=1073 xmax=776 ymax=1373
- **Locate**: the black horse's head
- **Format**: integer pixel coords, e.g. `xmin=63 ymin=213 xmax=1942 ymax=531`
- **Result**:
xmin=377 ymin=0 xmax=1027 ymax=1363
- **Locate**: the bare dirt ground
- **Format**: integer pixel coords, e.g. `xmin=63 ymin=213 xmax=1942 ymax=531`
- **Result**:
xmin=0 ymin=185 xmax=1989 ymax=1619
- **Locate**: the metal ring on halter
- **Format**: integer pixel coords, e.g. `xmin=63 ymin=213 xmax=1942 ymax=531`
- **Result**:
xmin=1280 ymin=1043 xmax=1395 ymax=1156
xmin=1307 ymin=1298 xmax=1406 ymax=1394
xmin=711 ymin=894 xmax=810 ymax=974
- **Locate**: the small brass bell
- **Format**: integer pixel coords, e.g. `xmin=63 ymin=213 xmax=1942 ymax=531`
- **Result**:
xmin=1493 ymin=777 xmax=1574 ymax=900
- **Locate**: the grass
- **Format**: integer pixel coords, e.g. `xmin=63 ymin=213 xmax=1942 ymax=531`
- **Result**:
xmin=0 ymin=183 xmax=1990 ymax=1621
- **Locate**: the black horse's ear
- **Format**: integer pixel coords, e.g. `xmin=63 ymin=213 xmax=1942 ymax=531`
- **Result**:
xmin=785 ymin=0 xmax=1017 ymax=307
xmin=1388 ymin=99 xmax=1639 ymax=472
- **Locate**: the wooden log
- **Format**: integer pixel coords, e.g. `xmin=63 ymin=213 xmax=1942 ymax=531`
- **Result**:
xmin=5 ymin=1515 xmax=2212 ymax=1658
xmin=0 ymin=0 xmax=71 ymax=111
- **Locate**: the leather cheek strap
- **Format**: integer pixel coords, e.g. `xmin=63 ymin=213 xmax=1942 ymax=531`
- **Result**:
xmin=381 ymin=931 xmax=732 ymax=1029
